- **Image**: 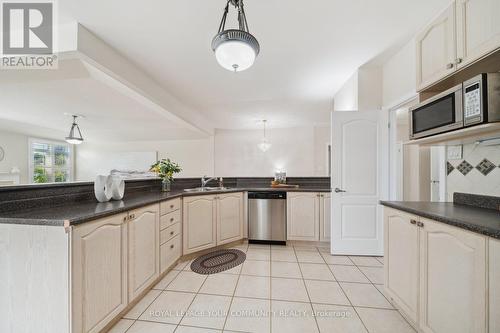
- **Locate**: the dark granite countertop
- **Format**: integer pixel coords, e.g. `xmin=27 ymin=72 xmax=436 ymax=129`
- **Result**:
xmin=380 ymin=201 xmax=500 ymax=239
xmin=0 ymin=187 xmax=331 ymax=227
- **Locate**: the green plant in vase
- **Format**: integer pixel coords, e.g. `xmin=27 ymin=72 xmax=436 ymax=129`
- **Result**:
xmin=150 ymin=158 xmax=182 ymax=192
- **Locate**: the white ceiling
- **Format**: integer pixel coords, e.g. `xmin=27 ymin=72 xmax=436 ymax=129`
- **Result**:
xmin=0 ymin=59 xmax=207 ymax=142
xmin=0 ymin=0 xmax=450 ymax=143
xmin=58 ymin=0 xmax=449 ymax=130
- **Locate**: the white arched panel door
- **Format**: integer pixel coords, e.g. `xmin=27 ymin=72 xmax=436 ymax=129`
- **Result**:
xmin=331 ymin=111 xmax=386 ymax=255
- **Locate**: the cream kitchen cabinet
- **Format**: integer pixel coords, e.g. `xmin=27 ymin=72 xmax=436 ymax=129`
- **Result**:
xmin=159 ymin=198 xmax=182 ymax=274
xmin=416 ymin=3 xmax=457 ymax=90
xmin=217 ymin=192 xmax=244 ymax=246
xmin=416 ymin=0 xmax=500 ymax=90
xmin=419 ymin=217 xmax=487 ymax=333
xmin=72 ymin=213 xmax=129 ymax=333
xmin=127 ymin=204 xmax=160 ymax=300
xmin=287 ymin=192 xmax=330 ymax=242
xmin=287 ymin=192 xmax=320 ymax=241
xmin=319 ymin=193 xmax=331 ymax=242
xmin=489 ymin=237 xmax=500 ymax=333
xmin=456 ymin=0 xmax=500 ymax=69
xmin=383 ymin=208 xmax=419 ymax=325
xmin=384 ymin=207 xmax=488 ymax=333
xmin=183 ymin=192 xmax=245 ymax=255
xmin=183 ymin=194 xmax=217 ymax=254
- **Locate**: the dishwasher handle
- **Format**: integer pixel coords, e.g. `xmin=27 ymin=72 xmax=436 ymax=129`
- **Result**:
xmin=248 ymin=192 xmax=286 ymax=199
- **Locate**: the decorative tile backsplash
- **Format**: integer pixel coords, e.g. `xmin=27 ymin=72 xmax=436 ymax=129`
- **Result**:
xmin=446 ymin=143 xmax=500 ymax=201
xmin=456 ymin=160 xmax=473 ymax=176
xmin=475 ymin=158 xmax=496 ymax=176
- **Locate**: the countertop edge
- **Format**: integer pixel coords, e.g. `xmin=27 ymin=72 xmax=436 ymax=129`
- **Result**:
xmin=380 ymin=201 xmax=500 ymax=240
xmin=1 ymin=188 xmax=331 ymax=226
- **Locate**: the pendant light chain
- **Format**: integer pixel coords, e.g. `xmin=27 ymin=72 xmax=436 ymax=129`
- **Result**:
xmin=217 ymin=1 xmax=230 ymax=34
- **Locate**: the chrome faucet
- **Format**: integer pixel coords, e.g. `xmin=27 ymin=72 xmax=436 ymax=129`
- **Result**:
xmin=201 ymin=175 xmax=217 ymax=188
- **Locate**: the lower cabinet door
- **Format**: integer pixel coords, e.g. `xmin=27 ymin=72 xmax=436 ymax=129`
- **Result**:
xmin=217 ymin=192 xmax=244 ymax=245
xmin=319 ymin=193 xmax=331 ymax=242
xmin=490 ymin=237 xmax=500 ymax=333
xmin=287 ymin=192 xmax=319 ymax=241
xmin=384 ymin=208 xmax=419 ymax=324
xmin=72 ymin=213 xmax=128 ymax=333
xmin=419 ymin=218 xmax=487 ymax=333
xmin=160 ymin=235 xmax=182 ymax=274
xmin=183 ymin=195 xmax=217 ymax=255
xmin=128 ymin=204 xmax=160 ymax=301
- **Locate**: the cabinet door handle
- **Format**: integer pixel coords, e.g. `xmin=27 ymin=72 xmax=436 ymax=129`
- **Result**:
xmin=123 ymin=216 xmax=128 ymax=222
xmin=130 ymin=214 xmax=135 ymax=219
xmin=334 ymin=188 xmax=347 ymax=193
xmin=170 ymin=244 xmax=174 ymax=249
xmin=170 ymin=231 xmax=174 ymax=236
xmin=456 ymin=58 xmax=462 ymax=64
xmin=170 ymin=204 xmax=174 ymax=209
xmin=417 ymin=221 xmax=424 ymax=228
xmin=410 ymin=219 xmax=417 ymax=225
xmin=446 ymin=63 xmax=454 ymax=69
xmin=170 ymin=217 xmax=174 ymax=222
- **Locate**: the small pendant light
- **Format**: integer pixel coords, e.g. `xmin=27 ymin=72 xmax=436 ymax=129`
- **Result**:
xmin=258 ymin=120 xmax=271 ymax=152
xmin=65 ymin=115 xmax=84 ymax=145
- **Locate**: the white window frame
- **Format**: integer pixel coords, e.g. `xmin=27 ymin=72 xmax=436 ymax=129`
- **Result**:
xmin=28 ymin=137 xmax=74 ymax=184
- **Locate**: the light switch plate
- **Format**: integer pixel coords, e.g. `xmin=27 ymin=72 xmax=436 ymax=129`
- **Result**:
xmin=447 ymin=145 xmax=463 ymax=160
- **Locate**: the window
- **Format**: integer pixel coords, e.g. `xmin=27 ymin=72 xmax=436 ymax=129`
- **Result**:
xmin=29 ymin=138 xmax=73 ymax=184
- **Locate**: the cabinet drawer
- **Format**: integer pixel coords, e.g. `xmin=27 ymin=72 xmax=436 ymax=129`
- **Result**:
xmin=160 ymin=235 xmax=181 ymax=273
xmin=160 ymin=222 xmax=181 ymax=245
xmin=160 ymin=198 xmax=181 ymax=216
xmin=160 ymin=210 xmax=181 ymax=230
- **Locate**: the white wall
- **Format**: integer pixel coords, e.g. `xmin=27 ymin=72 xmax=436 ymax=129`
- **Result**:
xmin=214 ymin=126 xmax=330 ymax=177
xmin=333 ymin=67 xmax=383 ymax=111
xmin=0 ymin=130 xmax=29 ymax=184
xmin=75 ymin=138 xmax=214 ymax=181
xmin=358 ymin=66 xmax=383 ymax=110
xmin=333 ymin=71 xmax=358 ymax=111
xmin=382 ymin=39 xmax=417 ymax=108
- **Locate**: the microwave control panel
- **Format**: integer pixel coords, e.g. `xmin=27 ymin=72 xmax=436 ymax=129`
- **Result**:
xmin=464 ymin=82 xmax=481 ymax=119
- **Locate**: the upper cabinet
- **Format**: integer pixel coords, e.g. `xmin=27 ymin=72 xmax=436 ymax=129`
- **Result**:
xmin=416 ymin=3 xmax=457 ymax=90
xmin=416 ymin=0 xmax=500 ymax=91
xmin=456 ymin=0 xmax=500 ymax=68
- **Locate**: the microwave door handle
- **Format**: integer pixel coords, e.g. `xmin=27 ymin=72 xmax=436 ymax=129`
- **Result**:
xmin=456 ymin=88 xmax=464 ymax=123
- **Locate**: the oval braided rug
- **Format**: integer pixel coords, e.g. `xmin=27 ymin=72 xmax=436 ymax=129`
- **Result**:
xmin=190 ymin=249 xmax=246 ymax=274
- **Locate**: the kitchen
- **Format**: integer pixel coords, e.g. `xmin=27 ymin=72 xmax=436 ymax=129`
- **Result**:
xmin=1 ymin=1 xmax=500 ymax=333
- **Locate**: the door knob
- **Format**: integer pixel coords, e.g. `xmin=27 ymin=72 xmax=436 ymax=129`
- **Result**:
xmin=334 ymin=188 xmax=347 ymax=193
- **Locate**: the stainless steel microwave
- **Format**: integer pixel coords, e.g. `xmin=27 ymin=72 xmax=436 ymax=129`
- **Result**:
xmin=409 ymin=73 xmax=500 ymax=140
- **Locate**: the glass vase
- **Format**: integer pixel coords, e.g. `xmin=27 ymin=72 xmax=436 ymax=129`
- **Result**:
xmin=161 ymin=179 xmax=171 ymax=192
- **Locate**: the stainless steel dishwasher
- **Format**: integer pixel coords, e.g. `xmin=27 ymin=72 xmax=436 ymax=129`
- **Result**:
xmin=248 ymin=192 xmax=286 ymax=245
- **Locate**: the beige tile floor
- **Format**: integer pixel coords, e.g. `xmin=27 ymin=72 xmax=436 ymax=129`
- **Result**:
xmin=109 ymin=243 xmax=415 ymax=333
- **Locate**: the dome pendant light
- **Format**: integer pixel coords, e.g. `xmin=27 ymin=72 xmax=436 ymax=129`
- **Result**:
xmin=212 ymin=0 xmax=260 ymax=72
xmin=257 ymin=120 xmax=271 ymax=152
xmin=65 ymin=115 xmax=84 ymax=145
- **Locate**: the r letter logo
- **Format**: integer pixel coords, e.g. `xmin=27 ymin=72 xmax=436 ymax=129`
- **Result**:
xmin=1 ymin=1 xmax=57 ymax=69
